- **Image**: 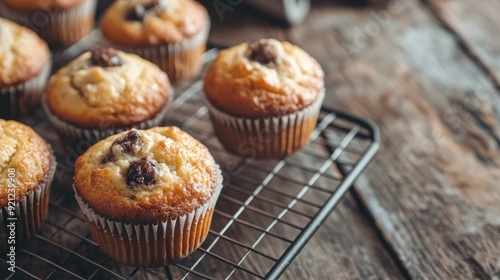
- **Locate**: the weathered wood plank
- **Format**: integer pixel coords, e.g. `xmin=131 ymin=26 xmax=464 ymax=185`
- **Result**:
xmin=303 ymin=0 xmax=500 ymax=279
xmin=422 ymin=0 xmax=500 ymax=85
xmin=282 ymin=193 xmax=404 ymax=280
xmin=205 ymin=0 xmax=500 ymax=279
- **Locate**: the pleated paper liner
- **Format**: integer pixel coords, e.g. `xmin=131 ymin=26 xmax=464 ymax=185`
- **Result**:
xmin=0 ymin=60 xmax=52 ymax=120
xmin=0 ymin=148 xmax=57 ymax=252
xmin=42 ymin=91 xmax=173 ymax=153
xmin=102 ymin=20 xmax=211 ymax=84
xmin=0 ymin=0 xmax=97 ymax=49
xmin=74 ymin=165 xmax=223 ymax=267
xmin=204 ymin=89 xmax=325 ymax=159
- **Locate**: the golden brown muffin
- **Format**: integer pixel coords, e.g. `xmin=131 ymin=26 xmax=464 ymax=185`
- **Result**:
xmin=99 ymin=0 xmax=210 ymax=82
xmin=0 ymin=18 xmax=50 ymax=87
xmin=204 ymin=38 xmax=324 ymax=118
xmin=74 ymin=127 xmax=222 ymax=266
xmin=203 ymin=39 xmax=325 ymax=158
xmin=0 ymin=120 xmax=56 ymax=251
xmin=100 ymin=0 xmax=208 ymax=46
xmin=0 ymin=0 xmax=96 ymax=48
xmin=0 ymin=18 xmax=51 ymax=119
xmin=45 ymin=48 xmax=171 ymax=129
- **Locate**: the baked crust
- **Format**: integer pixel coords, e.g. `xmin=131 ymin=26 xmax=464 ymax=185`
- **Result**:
xmin=0 ymin=120 xmax=51 ymax=207
xmin=100 ymin=0 xmax=208 ymax=46
xmin=45 ymin=50 xmax=171 ymax=128
xmin=0 ymin=18 xmax=50 ymax=86
xmin=203 ymin=39 xmax=325 ymax=118
xmin=2 ymin=0 xmax=85 ymax=11
xmin=74 ymin=127 xmax=218 ymax=224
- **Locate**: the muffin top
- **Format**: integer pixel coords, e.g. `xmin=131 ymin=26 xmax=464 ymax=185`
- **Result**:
xmin=0 ymin=18 xmax=50 ymax=87
xmin=0 ymin=120 xmax=52 ymax=207
xmin=2 ymin=0 xmax=85 ymax=11
xmin=45 ymin=48 xmax=171 ymax=128
xmin=203 ymin=39 xmax=325 ymax=118
xmin=100 ymin=0 xmax=208 ymax=46
xmin=74 ymin=127 xmax=218 ymax=224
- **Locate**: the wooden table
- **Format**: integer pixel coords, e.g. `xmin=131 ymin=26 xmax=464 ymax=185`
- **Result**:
xmin=2 ymin=0 xmax=499 ymax=279
xmin=201 ymin=0 xmax=500 ymax=278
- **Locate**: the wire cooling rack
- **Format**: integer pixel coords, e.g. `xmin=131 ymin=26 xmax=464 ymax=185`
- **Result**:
xmin=1 ymin=49 xmax=380 ymax=279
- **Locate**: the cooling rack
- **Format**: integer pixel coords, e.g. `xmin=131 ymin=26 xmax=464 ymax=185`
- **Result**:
xmin=0 ymin=49 xmax=380 ymax=279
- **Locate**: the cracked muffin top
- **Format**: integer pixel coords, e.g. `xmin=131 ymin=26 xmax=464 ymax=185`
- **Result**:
xmin=0 ymin=119 xmax=52 ymax=206
xmin=203 ymin=39 xmax=325 ymax=118
xmin=74 ymin=127 xmax=218 ymax=224
xmin=45 ymin=48 xmax=171 ymax=128
xmin=100 ymin=0 xmax=208 ymax=46
xmin=0 ymin=18 xmax=50 ymax=87
xmin=2 ymin=0 xmax=85 ymax=11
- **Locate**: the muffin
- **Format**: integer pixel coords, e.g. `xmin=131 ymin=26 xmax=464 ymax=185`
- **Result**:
xmin=100 ymin=0 xmax=210 ymax=83
xmin=0 ymin=120 xmax=56 ymax=251
xmin=73 ymin=127 xmax=223 ymax=267
xmin=203 ymin=39 xmax=325 ymax=158
xmin=0 ymin=0 xmax=97 ymax=49
xmin=0 ymin=18 xmax=51 ymax=120
xmin=43 ymin=48 xmax=172 ymax=149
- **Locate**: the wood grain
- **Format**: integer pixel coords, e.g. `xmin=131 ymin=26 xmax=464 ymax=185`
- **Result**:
xmin=423 ymin=0 xmax=500 ymax=86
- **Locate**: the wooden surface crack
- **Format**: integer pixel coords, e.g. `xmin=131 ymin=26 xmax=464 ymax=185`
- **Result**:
xmin=419 ymin=0 xmax=500 ymax=91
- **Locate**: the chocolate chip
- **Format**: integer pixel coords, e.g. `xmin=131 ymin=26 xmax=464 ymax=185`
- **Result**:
xmin=114 ymin=130 xmax=142 ymax=153
xmin=126 ymin=0 xmax=163 ymax=21
xmin=248 ymin=39 xmax=279 ymax=64
xmin=126 ymin=158 xmax=158 ymax=187
xmin=91 ymin=48 xmax=123 ymax=67
xmin=101 ymin=130 xmax=143 ymax=164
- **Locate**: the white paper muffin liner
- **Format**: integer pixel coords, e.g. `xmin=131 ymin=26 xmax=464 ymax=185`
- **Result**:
xmin=0 ymin=0 xmax=96 ymax=48
xmin=42 ymin=91 xmax=172 ymax=148
xmin=0 ymin=60 xmax=52 ymax=119
xmin=74 ymin=165 xmax=223 ymax=267
xmin=204 ymin=89 xmax=325 ymax=158
xmin=0 ymin=147 xmax=57 ymax=250
xmin=102 ymin=20 xmax=210 ymax=83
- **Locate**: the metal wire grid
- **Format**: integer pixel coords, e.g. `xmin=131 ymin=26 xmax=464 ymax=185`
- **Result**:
xmin=0 ymin=50 xmax=379 ymax=280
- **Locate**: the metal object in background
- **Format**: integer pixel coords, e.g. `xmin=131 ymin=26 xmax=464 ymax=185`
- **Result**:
xmin=1 ymin=49 xmax=379 ymax=280
xmin=245 ymin=0 xmax=311 ymax=25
